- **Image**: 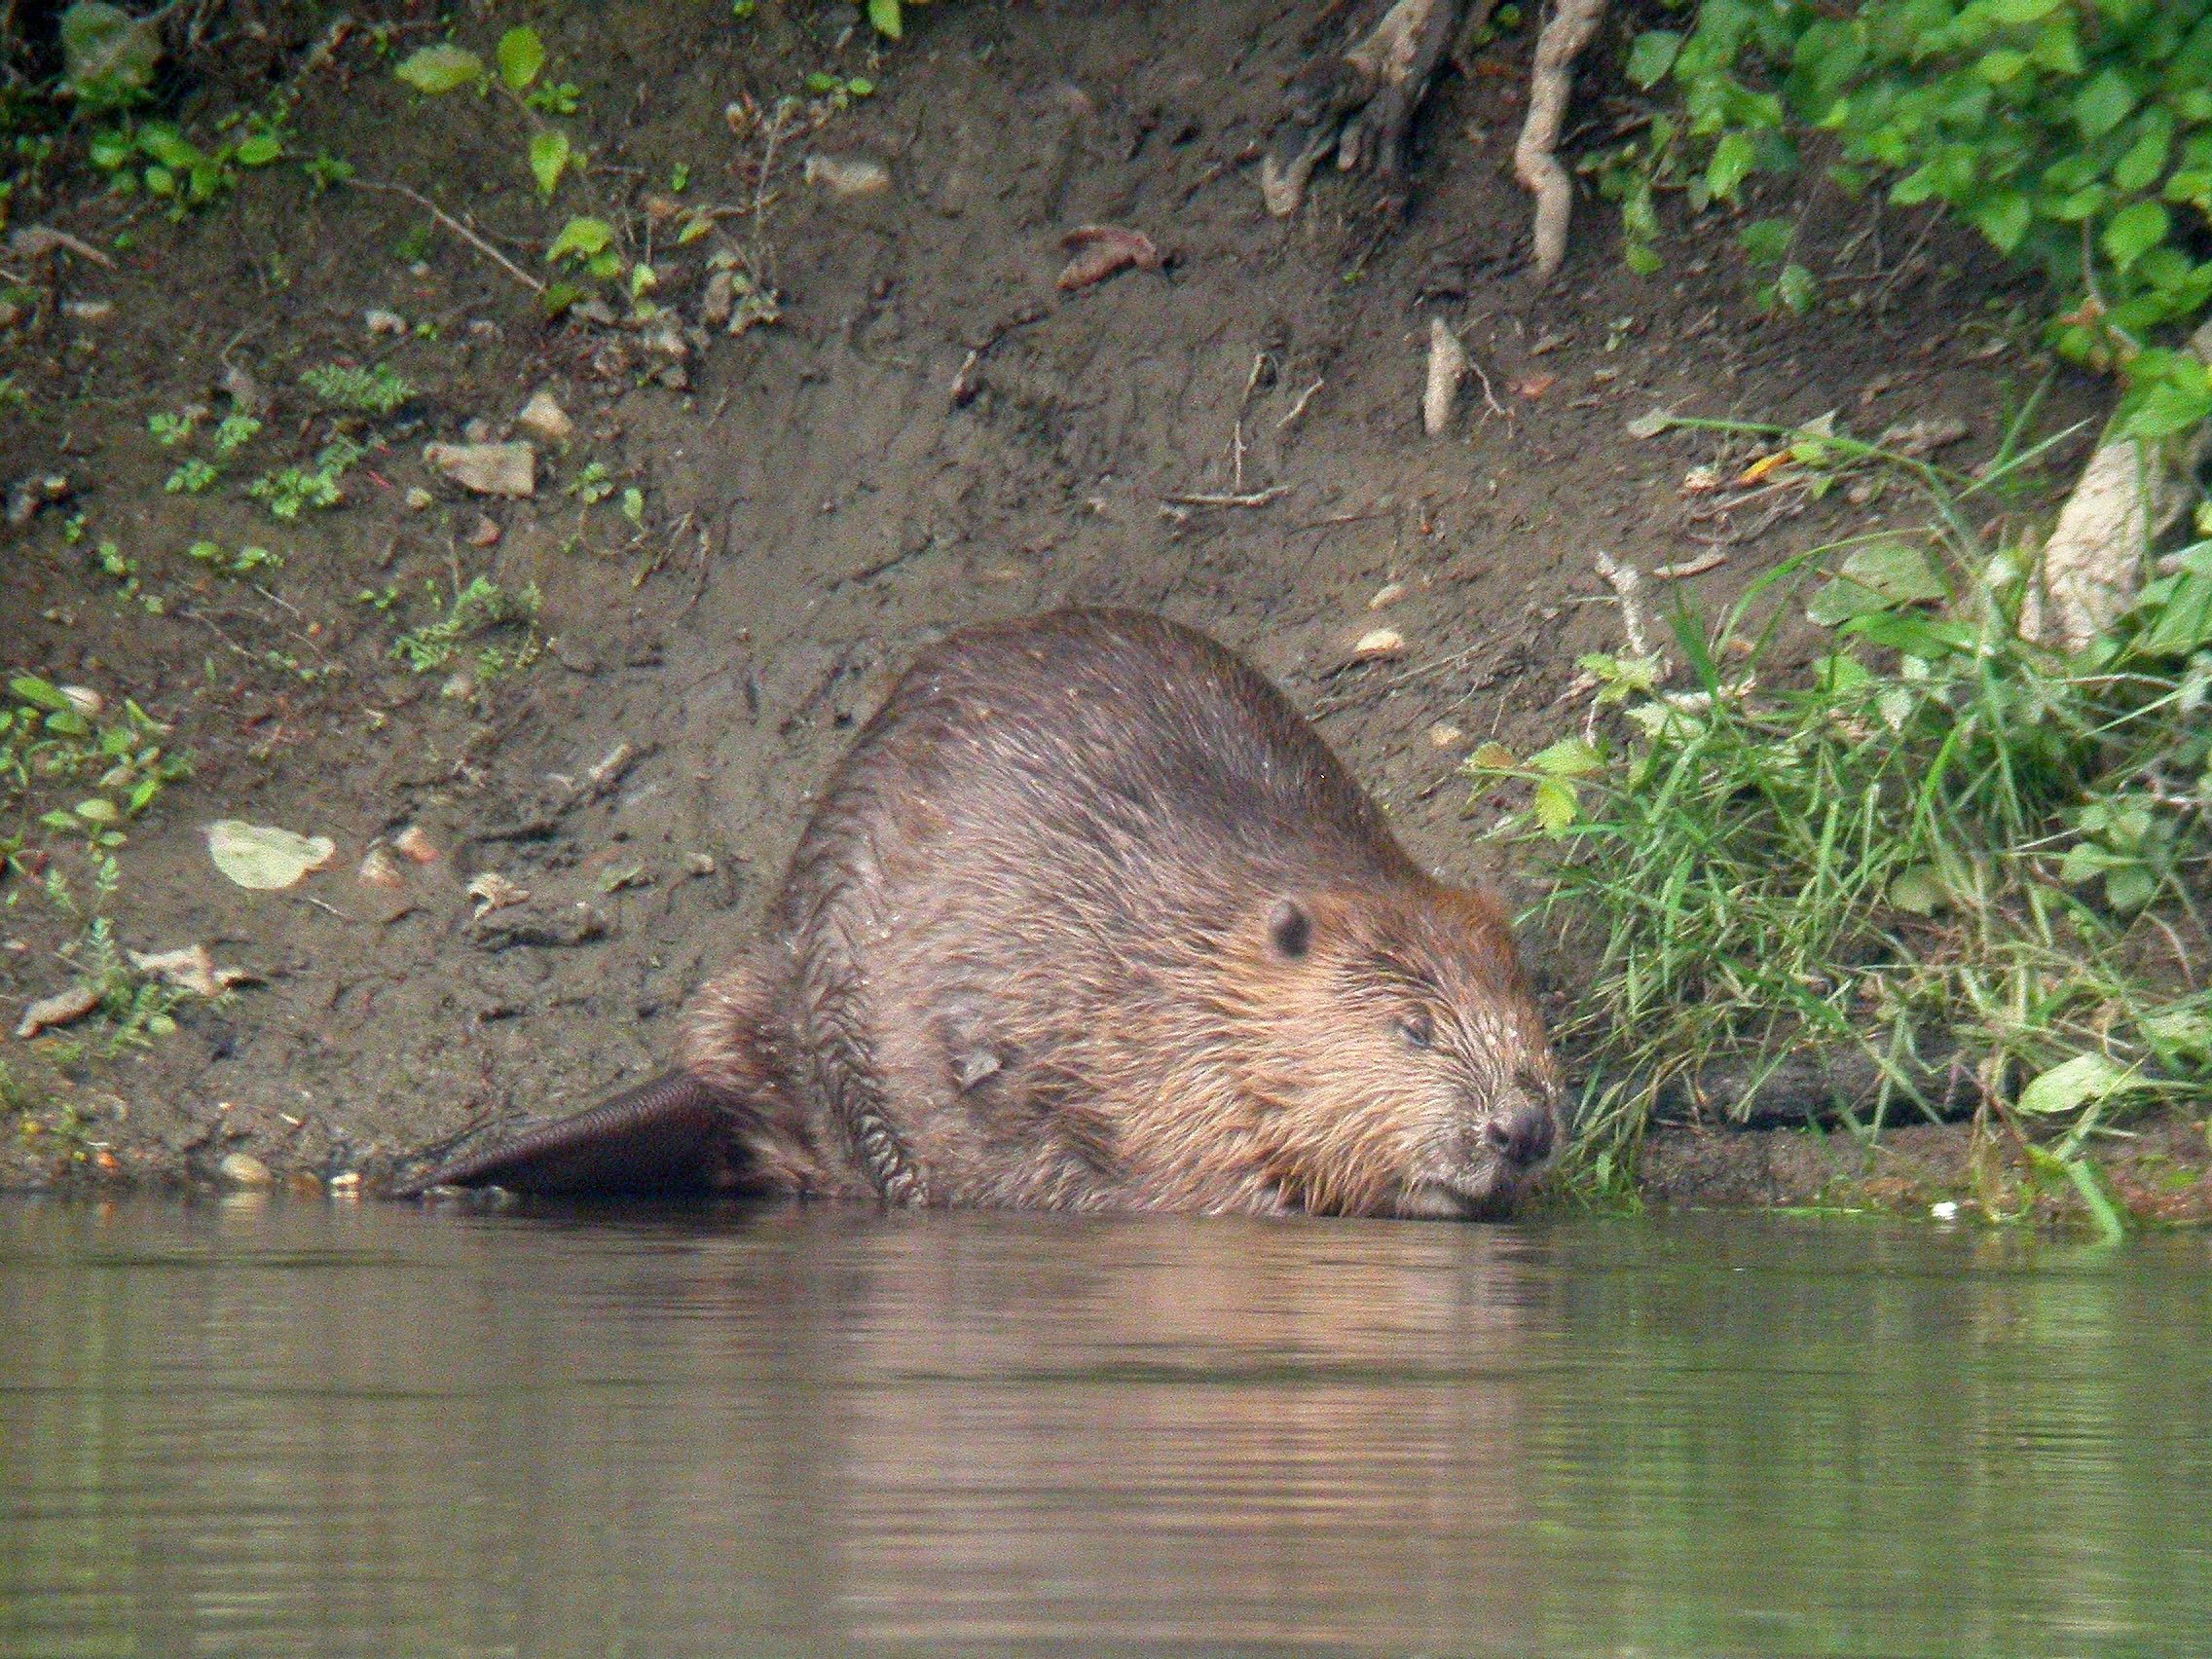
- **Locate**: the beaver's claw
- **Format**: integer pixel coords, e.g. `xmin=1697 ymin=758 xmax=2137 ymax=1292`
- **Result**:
xmin=1263 ymin=0 xmax=1467 ymax=217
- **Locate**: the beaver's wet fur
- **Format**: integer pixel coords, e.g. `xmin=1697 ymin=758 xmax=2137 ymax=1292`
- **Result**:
xmin=410 ymin=608 xmax=1562 ymax=1217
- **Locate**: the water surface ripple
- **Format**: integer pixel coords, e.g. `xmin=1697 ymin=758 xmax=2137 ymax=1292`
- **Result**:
xmin=2 ymin=1198 xmax=2206 ymax=1658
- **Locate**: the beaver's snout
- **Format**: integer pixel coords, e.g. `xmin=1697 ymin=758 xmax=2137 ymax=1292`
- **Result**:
xmin=1483 ymin=1100 xmax=1556 ymax=1168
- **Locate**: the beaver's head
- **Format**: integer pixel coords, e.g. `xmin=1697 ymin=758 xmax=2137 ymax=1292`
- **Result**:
xmin=1221 ymin=881 xmax=1563 ymax=1220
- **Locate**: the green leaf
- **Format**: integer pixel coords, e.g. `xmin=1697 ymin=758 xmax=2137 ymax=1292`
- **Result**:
xmin=1888 ymin=865 xmax=1945 ymax=915
xmin=496 ymin=26 xmax=545 ymax=92
xmin=2131 ymin=568 xmax=2212 ymax=656
xmin=59 ymin=1 xmax=162 ymax=101
xmin=1706 ymin=130 xmax=1756 ymax=202
xmin=2105 ymin=864 xmax=2157 ymax=912
xmin=1808 ymin=541 xmax=1946 ymax=624
xmin=394 ymin=44 xmax=484 ymax=95
xmin=867 ymin=0 xmax=903 ymax=36
xmin=73 ymin=798 xmax=118 ymax=826
xmin=1736 ymin=217 xmax=1792 ymax=265
xmin=1776 ymin=263 xmax=1816 ymax=313
xmin=1531 ymin=777 xmax=1579 ymax=834
xmin=10 ymin=676 xmax=71 ymax=712
xmin=530 ymin=129 xmax=571 ymax=198
xmin=2111 ymin=119 xmax=2171 ymax=195
xmin=2017 ymin=1051 xmax=2128 ymax=1115
xmin=1986 ymin=0 xmax=2064 ymax=20
xmin=2102 ymin=200 xmax=2168 ymax=272
xmin=1971 ymin=191 xmax=2030 ymax=253
xmin=1972 ymin=49 xmax=2029 ymax=85
xmin=545 ymin=216 xmax=614 ymax=263
xmin=233 ymin=132 xmax=281 ymax=166
xmin=2073 ymin=68 xmax=2137 ymax=140
xmin=1528 ymin=737 xmax=1605 ymax=778
xmin=2120 ymin=372 xmax=2212 ymax=440
xmin=1627 ymin=30 xmax=1682 ymax=89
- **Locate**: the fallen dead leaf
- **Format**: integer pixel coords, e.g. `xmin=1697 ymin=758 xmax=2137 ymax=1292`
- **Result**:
xmin=14 ymin=983 xmax=100 ymax=1040
xmin=128 ymin=944 xmax=253 ymax=998
xmin=1511 ymin=372 xmax=1556 ymax=400
xmin=1057 ymin=225 xmax=1162 ymax=291
xmin=1652 ymin=549 xmax=1728 ymax=581
xmin=1736 ymin=451 xmax=1795 ymax=486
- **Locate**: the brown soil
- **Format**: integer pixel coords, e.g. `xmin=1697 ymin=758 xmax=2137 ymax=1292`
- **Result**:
xmin=4 ymin=0 xmax=2184 ymax=1219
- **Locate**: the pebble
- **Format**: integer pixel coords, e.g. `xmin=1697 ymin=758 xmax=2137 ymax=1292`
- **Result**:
xmin=464 ymin=514 xmax=501 ymax=547
xmin=424 ymin=440 xmax=535 ymax=498
xmin=515 ymin=387 xmax=573 ymax=444
xmin=216 ymin=1152 xmax=275 ymax=1188
xmin=803 ymin=154 xmax=892 ymax=198
xmin=1428 ymin=722 xmax=1464 ymax=749
xmin=1351 ymin=627 xmax=1407 ymax=662
xmin=365 ymin=308 xmax=407 ymax=335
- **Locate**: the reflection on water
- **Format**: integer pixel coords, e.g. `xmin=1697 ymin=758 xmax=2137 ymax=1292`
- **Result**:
xmin=1 ymin=1198 xmax=2207 ymax=1659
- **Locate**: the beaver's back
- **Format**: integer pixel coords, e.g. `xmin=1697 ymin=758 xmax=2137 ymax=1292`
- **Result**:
xmin=781 ymin=608 xmax=1418 ymax=930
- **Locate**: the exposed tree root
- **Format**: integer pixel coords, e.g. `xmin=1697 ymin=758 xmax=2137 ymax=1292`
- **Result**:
xmin=2024 ymin=317 xmax=2212 ymax=652
xmin=1511 ymin=0 xmax=1607 ymax=283
xmin=1263 ymin=0 xmax=1468 ymax=217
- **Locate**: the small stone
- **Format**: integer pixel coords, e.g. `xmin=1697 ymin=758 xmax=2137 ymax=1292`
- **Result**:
xmin=58 ymin=685 xmax=102 ymax=719
xmin=365 ymin=308 xmax=407 ymax=335
xmin=403 ymin=486 xmax=433 ymax=511
xmin=1428 ymin=722 xmax=1464 ymax=749
xmin=464 ymin=514 xmax=501 ymax=548
xmin=327 ymin=1170 xmax=362 ymax=1195
xmin=804 ymin=154 xmax=892 ymax=198
xmin=424 ymin=441 xmax=535 ymax=497
xmin=216 ymin=1152 xmax=275 ymax=1188
xmin=357 ymin=846 xmax=405 ymax=890
xmin=439 ymin=672 xmax=476 ymax=701
xmin=461 ymin=417 xmax=495 ymax=444
xmin=655 ymin=364 xmax=689 ymax=391
xmin=1368 ymin=581 xmax=1406 ymax=610
xmin=6 ymin=473 xmax=71 ymax=527
xmin=572 ymin=297 xmax=619 ymax=327
xmin=391 ymin=825 xmax=440 ymax=864
xmin=515 ymin=387 xmax=573 ymax=444
xmin=1351 ymin=628 xmax=1407 ymax=662
xmin=1930 ymin=1200 xmax=1960 ymax=1221
xmin=62 ymin=299 xmax=114 ymax=322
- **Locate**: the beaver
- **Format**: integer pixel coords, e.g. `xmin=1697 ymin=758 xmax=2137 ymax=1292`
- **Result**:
xmin=408 ymin=608 xmax=1562 ymax=1217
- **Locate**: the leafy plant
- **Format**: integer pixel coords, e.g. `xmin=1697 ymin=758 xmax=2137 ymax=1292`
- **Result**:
xmin=390 ymin=577 xmax=542 ymax=677
xmin=183 ymin=540 xmax=280 ymax=576
xmin=88 ymin=118 xmax=284 ymax=217
xmin=866 ymin=0 xmax=931 ymax=39
xmin=300 ymin=361 xmax=415 ymax=415
xmin=1617 ymin=0 xmax=2212 ymax=436
xmin=247 ymin=436 xmax=362 ymax=521
xmin=4 ymin=676 xmax=191 ymax=833
xmin=1473 ymin=423 xmax=2212 ymax=1213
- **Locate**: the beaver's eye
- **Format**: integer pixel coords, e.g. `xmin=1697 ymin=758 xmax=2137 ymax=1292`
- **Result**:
xmin=1397 ymin=1010 xmax=1434 ymax=1050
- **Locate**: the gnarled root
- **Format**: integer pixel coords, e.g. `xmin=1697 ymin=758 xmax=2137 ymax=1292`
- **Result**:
xmin=1263 ymin=0 xmax=1469 ymax=217
xmin=1511 ymin=0 xmax=1608 ymax=282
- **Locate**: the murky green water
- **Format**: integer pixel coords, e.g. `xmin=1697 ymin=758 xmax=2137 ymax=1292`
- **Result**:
xmin=1 ymin=1199 xmax=2206 ymax=1659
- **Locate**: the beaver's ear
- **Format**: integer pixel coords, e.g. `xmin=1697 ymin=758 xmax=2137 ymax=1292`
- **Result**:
xmin=1267 ymin=898 xmax=1312 ymax=960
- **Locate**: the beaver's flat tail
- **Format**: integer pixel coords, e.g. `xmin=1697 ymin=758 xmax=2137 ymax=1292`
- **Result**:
xmin=395 ymin=1071 xmax=755 ymax=1198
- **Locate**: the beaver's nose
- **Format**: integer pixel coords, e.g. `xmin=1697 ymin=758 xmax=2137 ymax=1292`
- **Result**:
xmin=1482 ymin=1101 xmax=1555 ymax=1167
